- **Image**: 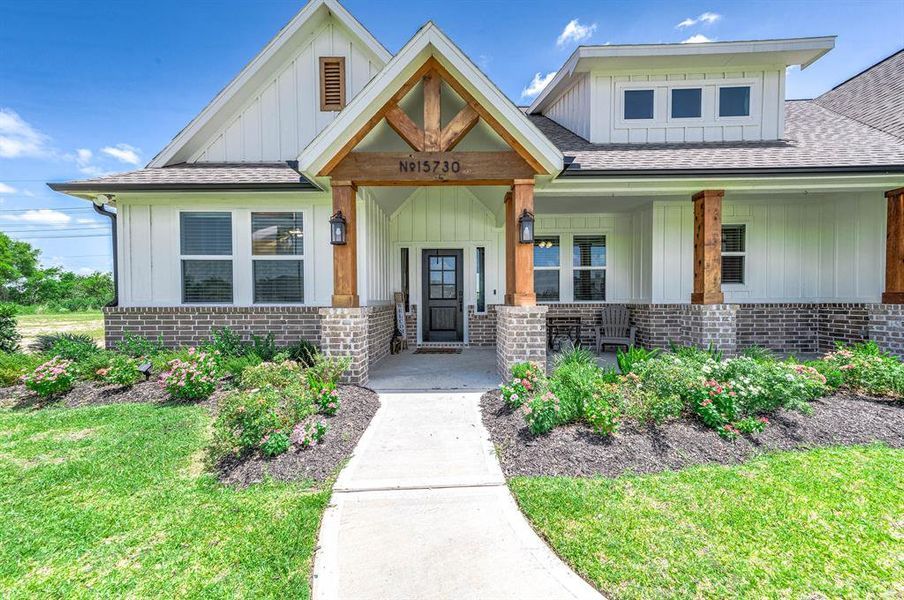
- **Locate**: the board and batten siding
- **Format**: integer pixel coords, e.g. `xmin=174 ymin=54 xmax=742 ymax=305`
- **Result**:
xmin=651 ymin=192 xmax=885 ymax=303
xmin=545 ymin=74 xmax=591 ymax=141
xmin=359 ymin=192 xmax=392 ymax=305
xmin=116 ymin=194 xmax=336 ymax=307
xmin=574 ymin=68 xmax=785 ymax=144
xmin=189 ymin=19 xmax=382 ymax=163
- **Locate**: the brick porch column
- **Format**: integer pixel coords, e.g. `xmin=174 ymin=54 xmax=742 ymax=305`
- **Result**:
xmin=319 ymin=307 xmax=368 ymax=385
xmin=496 ymin=305 xmax=547 ymax=379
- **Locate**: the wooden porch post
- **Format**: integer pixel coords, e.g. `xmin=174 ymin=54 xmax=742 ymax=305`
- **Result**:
xmin=883 ymin=187 xmax=904 ymax=304
xmin=503 ymin=190 xmax=514 ymax=305
xmin=331 ymin=181 xmax=359 ymax=308
xmin=691 ymin=189 xmax=725 ymax=305
xmin=508 ymin=179 xmax=536 ymax=306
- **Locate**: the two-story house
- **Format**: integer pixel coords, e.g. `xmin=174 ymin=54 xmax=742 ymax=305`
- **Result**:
xmin=49 ymin=0 xmax=904 ymax=384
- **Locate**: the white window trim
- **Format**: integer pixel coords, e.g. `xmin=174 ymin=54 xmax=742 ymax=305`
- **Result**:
xmin=179 ymin=209 xmax=235 ymax=305
xmin=621 ymin=88 xmax=656 ymax=122
xmin=250 ymin=211 xmax=306 ymax=306
xmin=668 ymin=86 xmax=703 ymax=122
xmin=572 ymin=233 xmax=608 ymax=303
xmin=721 ymin=222 xmax=748 ymax=289
xmin=474 ymin=246 xmax=487 ymax=314
xmin=534 ymin=235 xmax=561 ymax=304
xmin=716 ymin=85 xmax=754 ymax=122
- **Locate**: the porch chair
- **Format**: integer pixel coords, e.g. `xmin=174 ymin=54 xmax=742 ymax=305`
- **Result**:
xmin=593 ymin=305 xmax=636 ymax=353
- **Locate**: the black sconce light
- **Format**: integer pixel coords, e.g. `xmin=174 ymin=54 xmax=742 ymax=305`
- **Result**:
xmin=329 ymin=211 xmax=347 ymax=245
xmin=518 ymin=209 xmax=535 ymax=244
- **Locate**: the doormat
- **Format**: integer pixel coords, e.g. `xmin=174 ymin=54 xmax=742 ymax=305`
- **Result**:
xmin=413 ymin=347 xmax=463 ymax=354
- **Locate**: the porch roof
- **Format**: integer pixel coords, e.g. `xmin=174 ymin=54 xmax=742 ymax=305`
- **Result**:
xmin=530 ymin=100 xmax=904 ymax=177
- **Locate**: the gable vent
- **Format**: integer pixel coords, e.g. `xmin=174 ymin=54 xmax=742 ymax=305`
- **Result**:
xmin=320 ymin=57 xmax=346 ymax=112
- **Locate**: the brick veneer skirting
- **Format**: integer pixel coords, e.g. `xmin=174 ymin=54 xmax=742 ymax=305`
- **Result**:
xmin=103 ymin=306 xmax=321 ymax=349
xmin=627 ymin=304 xmax=738 ymax=356
xmin=319 ymin=307 xmax=368 ymax=385
xmin=467 ymin=305 xmax=497 ymax=347
xmin=366 ymin=305 xmax=395 ymax=368
xmin=496 ymin=305 xmax=548 ymax=378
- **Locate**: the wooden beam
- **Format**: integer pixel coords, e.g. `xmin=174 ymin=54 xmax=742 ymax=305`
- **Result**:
xmin=384 ymin=105 xmax=424 ymax=152
xmin=883 ymin=188 xmax=904 ymax=304
xmin=441 ymin=105 xmax=479 ymax=151
xmin=504 ymin=190 xmax=514 ymax=305
xmin=329 ymin=151 xmax=535 ymax=186
xmin=691 ymin=189 xmax=724 ymax=305
xmin=509 ymin=180 xmax=536 ymax=306
xmin=423 ymin=71 xmax=442 ymax=151
xmin=331 ymin=183 xmax=359 ymax=308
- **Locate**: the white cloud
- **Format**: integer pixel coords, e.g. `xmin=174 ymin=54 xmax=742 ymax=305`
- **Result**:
xmin=521 ymin=71 xmax=558 ymax=99
xmin=100 ymin=143 xmax=141 ymax=165
xmin=0 ymin=183 xmax=16 ymax=194
xmin=557 ymin=19 xmax=597 ymax=47
xmin=75 ymin=148 xmax=92 ymax=166
xmin=75 ymin=218 xmax=98 ymax=225
xmin=0 ymin=209 xmax=72 ymax=226
xmin=0 ymin=108 xmax=52 ymax=159
xmin=676 ymin=12 xmax=721 ymax=29
xmin=682 ymin=34 xmax=714 ymax=44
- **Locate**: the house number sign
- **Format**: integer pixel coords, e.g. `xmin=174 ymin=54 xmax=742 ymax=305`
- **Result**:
xmin=399 ymin=159 xmax=461 ymax=174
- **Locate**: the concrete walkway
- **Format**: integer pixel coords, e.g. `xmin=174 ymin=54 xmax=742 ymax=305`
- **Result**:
xmin=312 ymin=392 xmax=602 ymax=599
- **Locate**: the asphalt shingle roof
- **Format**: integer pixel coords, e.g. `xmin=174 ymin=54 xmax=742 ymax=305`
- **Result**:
xmin=815 ymin=49 xmax=904 ymax=141
xmin=48 ymin=162 xmax=317 ymax=192
xmin=528 ymin=100 xmax=904 ymax=175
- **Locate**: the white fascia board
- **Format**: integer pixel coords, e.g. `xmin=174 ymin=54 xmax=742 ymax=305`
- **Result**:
xmin=538 ymin=173 xmax=904 ymax=196
xmin=148 ymin=0 xmax=391 ymax=169
xmin=527 ymin=49 xmax=580 ymax=114
xmin=297 ymin=22 xmax=563 ymax=180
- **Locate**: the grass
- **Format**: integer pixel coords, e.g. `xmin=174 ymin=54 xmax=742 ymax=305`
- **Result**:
xmin=510 ymin=445 xmax=904 ymax=599
xmin=0 ymin=402 xmax=330 ymax=598
xmin=16 ymin=310 xmax=104 ymax=348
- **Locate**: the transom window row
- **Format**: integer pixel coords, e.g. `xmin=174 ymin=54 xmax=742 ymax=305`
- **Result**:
xmin=179 ymin=211 xmax=305 ymax=304
xmin=624 ymin=85 xmax=751 ymax=120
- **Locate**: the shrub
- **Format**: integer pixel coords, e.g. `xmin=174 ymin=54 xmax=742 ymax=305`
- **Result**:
xmin=0 ymin=304 xmax=20 ymax=353
xmin=713 ymin=358 xmax=825 ymax=415
xmin=522 ymin=391 xmax=561 ymax=435
xmin=620 ymin=385 xmax=684 ymax=425
xmin=286 ymin=339 xmax=319 ymax=366
xmin=97 ymin=354 xmax=141 ymax=387
xmin=260 ymin=431 xmax=290 ymax=457
xmin=22 ymin=357 xmax=76 ymax=397
xmin=553 ymin=345 xmax=596 ymax=369
xmin=220 ymin=354 xmax=263 ymax=379
xmin=550 ymin=360 xmax=606 ymax=423
xmin=631 ymin=354 xmax=706 ymax=405
xmin=240 ymin=359 xmax=304 ymax=390
xmin=296 ymin=420 xmax=328 ymax=447
xmin=584 ymin=385 xmax=621 ymax=436
xmin=616 ymin=346 xmax=659 ymax=374
xmin=116 ymin=333 xmax=165 ymax=358
xmin=305 ymin=354 xmax=351 ymax=389
xmin=31 ymin=332 xmax=96 ymax=353
xmin=669 ymin=341 xmax=723 ymax=363
xmin=160 ymin=348 xmax=220 ymax=401
xmin=250 ymin=333 xmax=278 ymax=361
xmin=500 ymin=362 xmax=543 ymax=409
xmin=313 ymin=380 xmax=341 ymax=416
xmin=823 ymin=342 xmax=904 ymax=397
xmin=74 ymin=350 xmax=116 ymax=381
xmin=206 ymin=327 xmax=247 ymax=358
xmin=740 ymin=345 xmax=775 ymax=362
xmin=0 ymin=352 xmax=46 ymax=386
xmin=806 ymin=359 xmax=844 ymax=390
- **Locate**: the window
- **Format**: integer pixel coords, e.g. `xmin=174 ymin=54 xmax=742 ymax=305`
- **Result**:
xmin=624 ymin=89 xmax=654 ymax=120
xmin=671 ymin=88 xmax=702 ymax=118
xmin=180 ymin=212 xmax=233 ymax=303
xmin=573 ymin=235 xmax=606 ymax=301
xmin=721 ymin=224 xmax=746 ymax=285
xmin=400 ymin=248 xmax=410 ymax=312
xmin=476 ymin=247 xmax=486 ymax=313
xmin=719 ymin=86 xmax=750 ymax=117
xmin=534 ymin=236 xmax=560 ymax=302
xmin=319 ymin=57 xmax=346 ymax=111
xmin=252 ymin=212 xmax=304 ymax=303
xmin=428 ymin=256 xmax=457 ymax=300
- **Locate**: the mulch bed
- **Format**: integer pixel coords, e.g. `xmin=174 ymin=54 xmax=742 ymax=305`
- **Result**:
xmin=481 ymin=390 xmax=904 ymax=478
xmin=0 ymin=380 xmax=381 ymax=486
xmin=216 ymin=385 xmax=380 ymax=487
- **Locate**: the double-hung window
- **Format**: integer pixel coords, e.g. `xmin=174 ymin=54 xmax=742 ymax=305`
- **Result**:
xmin=721 ymin=224 xmax=746 ymax=285
xmin=573 ymin=235 xmax=606 ymax=301
xmin=534 ymin=236 xmax=560 ymax=302
xmin=181 ymin=212 xmax=233 ymax=303
xmin=251 ymin=212 xmax=304 ymax=303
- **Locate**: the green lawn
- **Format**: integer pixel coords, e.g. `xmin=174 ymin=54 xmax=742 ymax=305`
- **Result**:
xmin=0 ymin=402 xmax=329 ymax=598
xmin=510 ymin=445 xmax=904 ymax=599
xmin=16 ymin=310 xmax=104 ymax=348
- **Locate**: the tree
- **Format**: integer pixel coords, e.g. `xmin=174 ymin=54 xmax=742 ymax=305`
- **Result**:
xmin=0 ymin=232 xmax=39 ymax=299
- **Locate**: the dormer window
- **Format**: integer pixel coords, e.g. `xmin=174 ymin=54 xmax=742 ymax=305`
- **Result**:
xmin=671 ymin=88 xmax=702 ymax=118
xmin=719 ymin=86 xmax=751 ymax=117
xmin=624 ymin=89 xmax=654 ymax=120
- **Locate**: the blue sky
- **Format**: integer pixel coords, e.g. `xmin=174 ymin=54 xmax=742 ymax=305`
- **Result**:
xmin=1 ymin=0 xmax=902 ymax=274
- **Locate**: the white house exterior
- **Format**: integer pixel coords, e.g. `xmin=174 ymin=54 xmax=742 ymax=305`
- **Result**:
xmin=49 ymin=0 xmax=904 ymax=384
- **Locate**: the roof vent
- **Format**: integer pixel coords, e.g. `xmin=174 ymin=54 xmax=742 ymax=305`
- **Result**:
xmin=320 ymin=57 xmax=346 ymax=112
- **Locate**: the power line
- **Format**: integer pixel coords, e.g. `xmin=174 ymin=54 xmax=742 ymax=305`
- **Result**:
xmin=8 ymin=233 xmax=111 ymax=240
xmin=0 ymin=207 xmax=96 ymax=213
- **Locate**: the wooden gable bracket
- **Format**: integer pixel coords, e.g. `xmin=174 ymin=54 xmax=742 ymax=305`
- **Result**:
xmin=319 ymin=56 xmax=544 ymax=185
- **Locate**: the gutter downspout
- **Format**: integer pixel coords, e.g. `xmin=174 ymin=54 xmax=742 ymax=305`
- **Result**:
xmin=93 ymin=196 xmax=119 ymax=307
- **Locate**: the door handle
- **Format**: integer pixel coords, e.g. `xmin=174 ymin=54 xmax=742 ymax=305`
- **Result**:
xmin=458 ymin=290 xmax=463 ymax=311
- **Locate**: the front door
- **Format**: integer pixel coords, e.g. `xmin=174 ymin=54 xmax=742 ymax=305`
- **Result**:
xmin=422 ymin=249 xmax=464 ymax=342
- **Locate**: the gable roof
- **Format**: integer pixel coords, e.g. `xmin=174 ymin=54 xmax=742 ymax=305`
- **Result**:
xmin=297 ymin=22 xmax=564 ymax=179
xmin=530 ymin=100 xmax=904 ymax=175
xmin=148 ymin=0 xmax=391 ymax=168
xmin=814 ymin=49 xmax=904 ymax=140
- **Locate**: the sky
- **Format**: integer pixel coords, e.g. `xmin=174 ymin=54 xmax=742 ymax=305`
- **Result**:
xmin=1 ymin=0 xmax=902 ymax=274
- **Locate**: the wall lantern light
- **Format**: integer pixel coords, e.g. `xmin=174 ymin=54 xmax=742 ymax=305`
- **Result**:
xmin=518 ymin=209 xmax=535 ymax=244
xmin=329 ymin=211 xmax=347 ymax=245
